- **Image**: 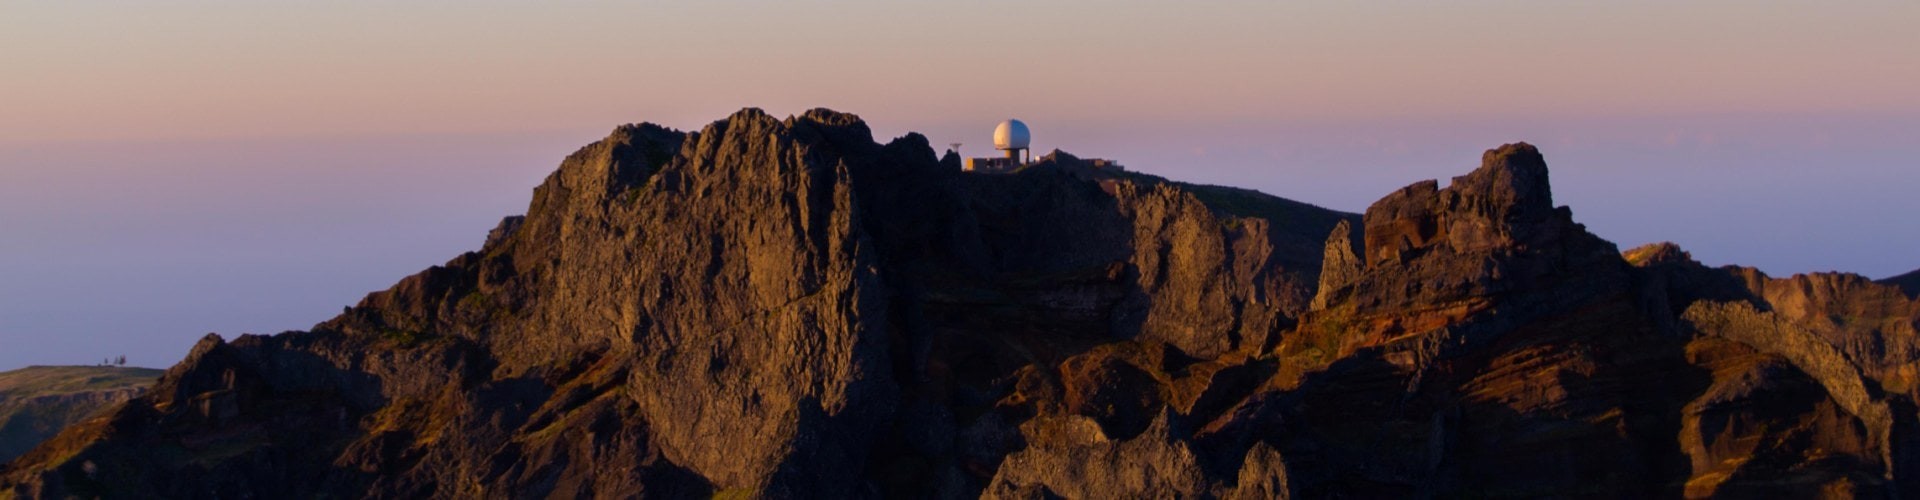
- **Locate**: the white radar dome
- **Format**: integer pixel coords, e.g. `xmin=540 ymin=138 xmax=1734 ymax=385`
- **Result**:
xmin=993 ymin=119 xmax=1031 ymax=150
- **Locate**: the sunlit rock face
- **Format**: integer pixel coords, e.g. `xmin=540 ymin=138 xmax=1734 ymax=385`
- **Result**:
xmin=3 ymin=114 xmax=1913 ymax=499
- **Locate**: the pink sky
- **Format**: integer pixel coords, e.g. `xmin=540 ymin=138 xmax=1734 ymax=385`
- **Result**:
xmin=2 ymin=1 xmax=1918 ymax=369
xmin=7 ymin=2 xmax=1917 ymax=143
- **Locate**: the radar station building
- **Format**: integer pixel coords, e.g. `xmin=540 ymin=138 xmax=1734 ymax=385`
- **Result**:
xmin=959 ymin=119 xmax=1128 ymax=175
xmin=963 ymin=119 xmax=1031 ymax=173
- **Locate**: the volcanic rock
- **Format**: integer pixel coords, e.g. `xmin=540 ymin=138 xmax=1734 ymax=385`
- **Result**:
xmin=2 ymin=114 xmax=1913 ymax=499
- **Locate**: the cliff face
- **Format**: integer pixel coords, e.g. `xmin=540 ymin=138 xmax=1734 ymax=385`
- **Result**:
xmin=1731 ymin=269 xmax=1920 ymax=398
xmin=0 ymin=109 xmax=1349 ymax=498
xmin=2 ymin=110 xmax=1914 ymax=499
xmin=0 ymin=366 xmax=159 ymax=464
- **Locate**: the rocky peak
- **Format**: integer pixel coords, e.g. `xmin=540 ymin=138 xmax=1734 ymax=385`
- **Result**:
xmin=1278 ymin=147 xmax=1910 ymax=497
xmin=1309 ymin=220 xmax=1361 ymax=311
xmin=1622 ymin=241 xmax=1691 ymax=266
xmin=1359 ymin=142 xmax=1562 ymax=265
xmin=792 ymin=107 xmax=870 ymax=130
xmin=1325 ymin=142 xmax=1620 ymax=318
xmin=0 ymin=107 xmax=1366 ymax=498
xmin=1455 ymin=142 xmax=1554 ymax=222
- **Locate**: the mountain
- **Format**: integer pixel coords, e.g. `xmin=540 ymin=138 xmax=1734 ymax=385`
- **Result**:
xmin=0 ymin=366 xmax=160 ymax=464
xmin=2 ymin=108 xmax=1914 ymax=498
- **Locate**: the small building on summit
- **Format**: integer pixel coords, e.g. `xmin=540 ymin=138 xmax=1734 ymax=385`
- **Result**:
xmin=963 ymin=119 xmax=1032 ymax=173
xmin=959 ymin=119 xmax=1127 ymax=175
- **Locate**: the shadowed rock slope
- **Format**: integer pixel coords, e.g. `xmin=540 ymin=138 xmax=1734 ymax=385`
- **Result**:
xmin=1884 ymin=268 xmax=1920 ymax=300
xmin=2 ymin=109 xmax=1914 ymax=499
xmin=0 ymin=366 xmax=160 ymax=464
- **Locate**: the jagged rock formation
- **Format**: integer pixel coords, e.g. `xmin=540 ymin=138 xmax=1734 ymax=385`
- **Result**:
xmin=0 ymin=366 xmax=159 ymax=464
xmin=1 ymin=110 xmax=1913 ymax=499
xmin=1730 ymin=269 xmax=1920 ymax=396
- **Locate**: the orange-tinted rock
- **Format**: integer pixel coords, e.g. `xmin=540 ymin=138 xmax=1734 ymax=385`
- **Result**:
xmin=1 ymin=108 xmax=1355 ymax=498
xmin=1678 ymin=337 xmax=1882 ymax=498
xmin=3 ymin=121 xmax=1912 ymax=498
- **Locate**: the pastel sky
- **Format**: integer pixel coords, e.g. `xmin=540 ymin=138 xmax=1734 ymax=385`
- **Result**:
xmin=3 ymin=1 xmax=1917 ymax=370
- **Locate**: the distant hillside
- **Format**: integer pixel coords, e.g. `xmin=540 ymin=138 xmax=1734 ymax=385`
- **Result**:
xmin=1882 ymin=268 xmax=1920 ymax=298
xmin=0 ymin=366 xmax=160 ymax=463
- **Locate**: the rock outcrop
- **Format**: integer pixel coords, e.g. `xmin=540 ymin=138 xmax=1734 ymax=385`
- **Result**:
xmin=2 ymin=113 xmax=1913 ymax=499
xmin=1260 ymin=144 xmax=1909 ymax=497
xmin=0 ymin=109 xmax=1352 ymax=498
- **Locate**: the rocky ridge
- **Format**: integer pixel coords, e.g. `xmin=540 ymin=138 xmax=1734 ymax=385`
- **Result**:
xmin=1 ymin=109 xmax=1914 ymax=499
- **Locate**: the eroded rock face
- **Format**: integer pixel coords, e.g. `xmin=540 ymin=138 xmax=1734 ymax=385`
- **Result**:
xmin=1306 ymin=142 xmax=1631 ymax=361
xmin=3 ymin=122 xmax=1913 ymax=499
xmin=1736 ymin=269 xmax=1920 ymax=397
xmin=0 ymin=109 xmax=1350 ymax=498
xmin=1267 ymin=144 xmax=1910 ymax=498
xmin=985 ymin=414 xmax=1209 ymax=499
